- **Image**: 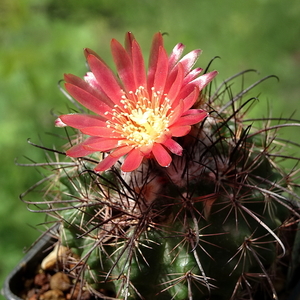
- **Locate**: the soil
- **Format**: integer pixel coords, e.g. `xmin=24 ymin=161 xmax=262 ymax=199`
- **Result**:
xmin=19 ymin=267 xmax=92 ymax=300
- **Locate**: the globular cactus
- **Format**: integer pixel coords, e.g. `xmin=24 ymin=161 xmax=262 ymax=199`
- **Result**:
xmin=22 ymin=32 xmax=300 ymax=300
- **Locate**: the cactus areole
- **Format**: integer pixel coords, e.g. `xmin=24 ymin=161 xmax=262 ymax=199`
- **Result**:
xmin=21 ymin=32 xmax=300 ymax=300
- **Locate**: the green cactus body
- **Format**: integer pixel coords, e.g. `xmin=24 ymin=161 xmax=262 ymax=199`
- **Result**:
xmin=24 ymin=69 xmax=300 ymax=300
xmin=50 ymin=112 xmax=294 ymax=300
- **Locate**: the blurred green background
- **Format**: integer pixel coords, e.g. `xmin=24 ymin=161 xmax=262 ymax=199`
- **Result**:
xmin=1 ymin=0 xmax=299 ymax=295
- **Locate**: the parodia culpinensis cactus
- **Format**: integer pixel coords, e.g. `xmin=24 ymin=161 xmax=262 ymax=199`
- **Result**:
xmin=21 ymin=32 xmax=300 ymax=300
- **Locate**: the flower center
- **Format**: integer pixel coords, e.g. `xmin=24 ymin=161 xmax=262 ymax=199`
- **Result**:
xmin=106 ymin=86 xmax=172 ymax=147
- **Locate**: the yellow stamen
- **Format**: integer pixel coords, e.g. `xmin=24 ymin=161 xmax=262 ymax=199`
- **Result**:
xmin=106 ymin=86 xmax=172 ymax=146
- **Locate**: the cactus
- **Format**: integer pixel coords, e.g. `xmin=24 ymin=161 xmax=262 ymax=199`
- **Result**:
xmin=21 ymin=32 xmax=300 ymax=300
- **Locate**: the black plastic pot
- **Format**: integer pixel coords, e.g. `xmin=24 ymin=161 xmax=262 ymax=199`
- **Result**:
xmin=2 ymin=232 xmax=56 ymax=300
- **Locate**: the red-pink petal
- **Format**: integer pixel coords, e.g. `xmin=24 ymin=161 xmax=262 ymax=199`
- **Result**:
xmin=147 ymin=32 xmax=164 ymax=92
xmin=124 ymin=32 xmax=136 ymax=58
xmin=139 ymin=144 xmax=153 ymax=156
xmin=165 ymin=63 xmax=184 ymax=101
xmin=183 ymin=108 xmax=208 ymax=117
xmin=83 ymin=138 xmax=120 ymax=152
xmin=182 ymin=87 xmax=199 ymax=112
xmin=84 ymin=72 xmax=102 ymax=91
xmin=55 ymin=117 xmax=67 ymax=127
xmin=175 ymin=109 xmax=208 ymax=126
xmin=183 ymin=68 xmax=203 ymax=84
xmin=162 ymin=138 xmax=183 ymax=156
xmin=80 ymin=126 xmax=120 ymax=138
xmin=169 ymin=125 xmax=191 ymax=137
xmin=87 ymin=54 xmax=124 ymax=105
xmin=155 ymin=132 xmax=172 ymax=145
xmin=153 ymin=46 xmax=169 ymax=94
xmin=167 ymin=51 xmax=201 ymax=95
xmin=132 ymin=40 xmax=147 ymax=88
xmin=189 ymin=70 xmax=218 ymax=91
xmin=66 ymin=147 xmax=94 ymax=157
xmin=60 ymin=114 xmax=106 ymax=129
xmin=111 ymin=39 xmax=135 ymax=93
xmin=110 ymin=145 xmax=134 ymax=157
xmin=66 ymin=142 xmax=96 ymax=157
xmin=94 ymin=155 xmax=120 ymax=172
xmin=168 ymin=100 xmax=184 ymax=126
xmin=173 ymin=82 xmax=198 ymax=106
xmin=178 ymin=49 xmax=202 ymax=76
xmin=174 ymin=71 xmax=217 ymax=105
xmin=121 ymin=148 xmax=144 ymax=172
xmin=168 ymin=43 xmax=185 ymax=71
xmin=152 ymin=143 xmax=172 ymax=167
xmin=65 ymin=73 xmax=115 ymax=107
xmin=84 ymin=48 xmax=102 ymax=61
xmin=65 ymin=83 xmax=112 ymax=117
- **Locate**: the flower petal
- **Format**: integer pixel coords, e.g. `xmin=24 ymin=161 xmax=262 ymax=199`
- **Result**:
xmin=178 ymin=49 xmax=202 ymax=76
xmin=124 ymin=32 xmax=136 ymax=57
xmin=122 ymin=148 xmax=144 ymax=172
xmin=183 ymin=67 xmax=203 ymax=84
xmin=111 ymin=39 xmax=135 ymax=92
xmin=155 ymin=130 xmax=172 ymax=144
xmin=60 ymin=114 xmax=106 ymax=129
xmin=66 ymin=137 xmax=99 ymax=157
xmin=94 ymin=155 xmax=120 ymax=172
xmin=94 ymin=145 xmax=134 ymax=172
xmin=169 ymin=125 xmax=191 ymax=137
xmin=83 ymin=138 xmax=120 ymax=152
xmin=153 ymin=46 xmax=169 ymax=94
xmin=123 ymin=34 xmax=147 ymax=88
xmin=87 ymin=53 xmax=124 ymax=105
xmin=139 ymin=144 xmax=153 ymax=156
xmin=64 ymin=82 xmax=112 ymax=117
xmin=132 ymin=40 xmax=147 ymax=88
xmin=165 ymin=63 xmax=184 ymax=102
xmin=80 ymin=126 xmax=120 ymax=138
xmin=110 ymin=145 xmax=134 ymax=157
xmin=66 ymin=145 xmax=94 ymax=157
xmin=65 ymin=73 xmax=114 ymax=108
xmin=189 ymin=70 xmax=218 ymax=91
xmin=182 ymin=87 xmax=199 ymax=112
xmin=152 ymin=143 xmax=172 ymax=167
xmin=168 ymin=100 xmax=184 ymax=126
xmin=84 ymin=72 xmax=101 ymax=90
xmin=175 ymin=109 xmax=208 ymax=126
xmin=168 ymin=43 xmax=185 ymax=71
xmin=55 ymin=117 xmax=67 ymax=127
xmin=147 ymin=32 xmax=164 ymax=92
xmin=163 ymin=138 xmax=183 ymax=156
xmin=83 ymin=48 xmax=102 ymax=60
xmin=174 ymin=71 xmax=218 ymax=105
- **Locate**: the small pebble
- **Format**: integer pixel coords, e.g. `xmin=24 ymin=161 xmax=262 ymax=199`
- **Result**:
xmin=40 ymin=289 xmax=65 ymax=300
xmin=34 ymin=272 xmax=49 ymax=286
xmin=50 ymin=272 xmax=71 ymax=292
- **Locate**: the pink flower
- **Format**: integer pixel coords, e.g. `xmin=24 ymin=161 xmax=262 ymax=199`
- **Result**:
xmin=56 ymin=32 xmax=218 ymax=172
